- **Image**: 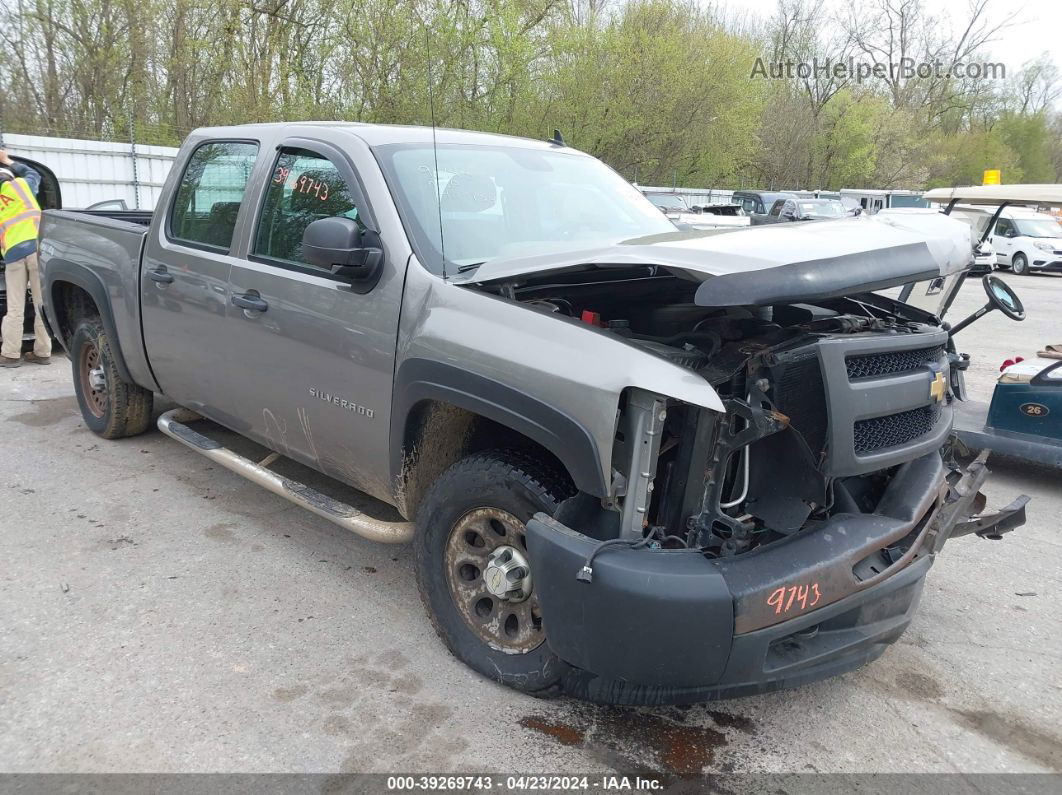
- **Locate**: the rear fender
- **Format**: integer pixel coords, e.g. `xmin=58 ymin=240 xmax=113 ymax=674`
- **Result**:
xmin=44 ymin=258 xmax=137 ymax=384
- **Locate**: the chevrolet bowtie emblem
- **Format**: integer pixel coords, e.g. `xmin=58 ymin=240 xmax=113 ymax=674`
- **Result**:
xmin=929 ymin=371 xmax=948 ymax=402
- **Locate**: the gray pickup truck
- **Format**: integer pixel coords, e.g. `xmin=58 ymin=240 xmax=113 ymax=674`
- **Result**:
xmin=39 ymin=123 xmax=1027 ymax=704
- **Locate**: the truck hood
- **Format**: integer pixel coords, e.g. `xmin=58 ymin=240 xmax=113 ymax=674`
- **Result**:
xmin=454 ymin=213 xmax=972 ymax=307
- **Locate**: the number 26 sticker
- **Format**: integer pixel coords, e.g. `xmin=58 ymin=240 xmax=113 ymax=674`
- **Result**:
xmin=767 ymin=582 xmax=822 ymax=616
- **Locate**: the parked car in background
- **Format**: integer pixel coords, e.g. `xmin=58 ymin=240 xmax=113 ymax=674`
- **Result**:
xmin=762 ymin=197 xmax=847 ymax=223
xmin=693 ymin=203 xmax=749 ymax=228
xmin=988 ymin=209 xmax=1062 ymax=275
xmin=732 ymin=190 xmax=798 ymax=224
xmin=643 ymin=192 xmax=748 ymax=230
xmin=971 ymin=241 xmax=996 ymax=273
xmin=85 ymin=198 xmax=129 ymax=211
xmin=790 ymin=190 xmax=842 ymax=202
xmin=840 ymin=189 xmax=927 ymax=215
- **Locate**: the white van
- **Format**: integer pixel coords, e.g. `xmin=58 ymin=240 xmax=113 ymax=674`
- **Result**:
xmin=988 ymin=208 xmax=1062 ymax=275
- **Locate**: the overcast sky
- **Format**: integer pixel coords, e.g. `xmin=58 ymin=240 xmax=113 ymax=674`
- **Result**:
xmin=723 ymin=0 xmax=1060 ymax=91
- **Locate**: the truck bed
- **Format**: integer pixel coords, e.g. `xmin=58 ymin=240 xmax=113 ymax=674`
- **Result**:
xmin=75 ymin=208 xmax=154 ymax=227
xmin=38 ymin=208 xmax=156 ymax=389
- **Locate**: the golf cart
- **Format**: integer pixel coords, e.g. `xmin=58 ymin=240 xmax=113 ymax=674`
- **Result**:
xmin=919 ymin=184 xmax=1062 ymax=468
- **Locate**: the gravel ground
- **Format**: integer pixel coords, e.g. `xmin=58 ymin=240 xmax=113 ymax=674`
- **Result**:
xmin=0 ymin=274 xmax=1059 ymax=779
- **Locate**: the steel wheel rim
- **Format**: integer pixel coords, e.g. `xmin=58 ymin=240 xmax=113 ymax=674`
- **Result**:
xmin=444 ymin=507 xmax=545 ymax=654
xmin=79 ymin=343 xmax=107 ymax=418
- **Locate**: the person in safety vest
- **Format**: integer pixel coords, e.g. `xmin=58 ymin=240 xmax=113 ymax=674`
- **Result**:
xmin=0 ymin=149 xmax=50 ymax=367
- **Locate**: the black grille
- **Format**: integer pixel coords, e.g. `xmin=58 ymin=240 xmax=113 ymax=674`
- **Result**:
xmin=771 ymin=351 xmax=829 ymax=457
xmin=854 ymin=405 xmax=941 ymax=454
xmin=846 ymin=345 xmax=945 ymax=380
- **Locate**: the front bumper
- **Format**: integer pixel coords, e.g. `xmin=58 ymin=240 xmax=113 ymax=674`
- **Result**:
xmin=526 ymin=451 xmax=1026 ymax=705
xmin=1029 ymin=255 xmax=1062 ymax=272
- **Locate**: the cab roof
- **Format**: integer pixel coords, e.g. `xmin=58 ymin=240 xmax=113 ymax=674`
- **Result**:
xmin=188 ymin=121 xmax=576 ymax=153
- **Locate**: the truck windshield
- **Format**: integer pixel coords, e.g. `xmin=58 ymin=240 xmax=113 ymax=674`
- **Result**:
xmin=800 ymin=200 xmax=845 ymax=218
xmin=374 ymin=143 xmax=675 ymax=273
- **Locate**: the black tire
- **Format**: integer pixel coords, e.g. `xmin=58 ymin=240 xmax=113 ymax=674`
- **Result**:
xmin=1012 ymin=252 xmax=1029 ymax=275
xmin=414 ymin=450 xmax=574 ymax=695
xmin=70 ymin=317 xmax=153 ymax=439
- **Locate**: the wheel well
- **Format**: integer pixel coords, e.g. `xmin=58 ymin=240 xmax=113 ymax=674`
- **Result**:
xmin=50 ymin=281 xmax=99 ymax=346
xmin=396 ymin=399 xmax=571 ymax=519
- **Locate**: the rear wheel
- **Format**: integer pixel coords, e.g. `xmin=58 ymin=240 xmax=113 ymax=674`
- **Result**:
xmin=1012 ymin=252 xmax=1029 ymax=275
xmin=414 ymin=450 xmax=574 ymax=695
xmin=70 ymin=317 xmax=153 ymax=439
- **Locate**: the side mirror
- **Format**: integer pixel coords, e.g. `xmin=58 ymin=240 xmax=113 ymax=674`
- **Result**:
xmin=302 ymin=217 xmax=384 ymax=293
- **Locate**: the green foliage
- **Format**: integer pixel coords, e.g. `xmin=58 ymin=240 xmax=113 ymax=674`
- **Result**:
xmin=996 ymin=113 xmax=1055 ymax=183
xmin=925 ymin=129 xmax=1023 ymax=188
xmin=811 ymin=91 xmax=883 ymax=188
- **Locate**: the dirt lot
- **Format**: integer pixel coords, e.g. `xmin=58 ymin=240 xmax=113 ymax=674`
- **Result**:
xmin=1 ymin=274 xmax=1060 ymax=779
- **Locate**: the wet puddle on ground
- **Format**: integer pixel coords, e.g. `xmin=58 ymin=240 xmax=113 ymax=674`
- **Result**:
xmin=519 ymin=705 xmax=755 ymax=779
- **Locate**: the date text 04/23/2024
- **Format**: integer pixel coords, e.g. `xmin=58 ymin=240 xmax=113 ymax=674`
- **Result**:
xmin=385 ymin=775 xmax=664 ymax=791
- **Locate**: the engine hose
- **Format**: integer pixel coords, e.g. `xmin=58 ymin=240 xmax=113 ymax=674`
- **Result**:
xmin=630 ymin=330 xmax=722 ymax=357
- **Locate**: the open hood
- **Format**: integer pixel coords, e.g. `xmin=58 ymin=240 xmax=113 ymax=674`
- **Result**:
xmin=454 ymin=213 xmax=972 ymax=307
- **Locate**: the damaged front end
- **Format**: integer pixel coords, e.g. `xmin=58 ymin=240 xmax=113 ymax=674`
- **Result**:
xmin=528 ymin=328 xmax=1027 ymax=701
xmin=453 ymin=214 xmax=1029 ymax=703
xmin=468 ymin=284 xmax=1022 ymax=701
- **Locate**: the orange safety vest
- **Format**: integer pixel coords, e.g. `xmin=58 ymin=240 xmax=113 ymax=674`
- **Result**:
xmin=0 ymin=176 xmax=42 ymax=258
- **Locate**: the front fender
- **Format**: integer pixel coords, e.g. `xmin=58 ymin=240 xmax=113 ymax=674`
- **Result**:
xmin=393 ymin=267 xmax=724 ymax=496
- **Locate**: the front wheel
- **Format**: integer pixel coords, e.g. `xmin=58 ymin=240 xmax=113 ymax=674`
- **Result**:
xmin=1012 ymin=252 xmax=1029 ymax=275
xmin=413 ymin=450 xmax=574 ymax=695
xmin=70 ymin=317 xmax=153 ymax=439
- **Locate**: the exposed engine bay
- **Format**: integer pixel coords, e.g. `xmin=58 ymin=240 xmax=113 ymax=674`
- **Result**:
xmin=480 ymin=264 xmax=956 ymax=560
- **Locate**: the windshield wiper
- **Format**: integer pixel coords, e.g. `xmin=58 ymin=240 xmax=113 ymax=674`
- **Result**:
xmin=456 ymin=261 xmax=486 ymax=274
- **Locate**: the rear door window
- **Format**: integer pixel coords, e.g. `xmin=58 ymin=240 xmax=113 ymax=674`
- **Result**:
xmin=253 ymin=147 xmax=364 ymax=270
xmin=169 ymin=141 xmax=259 ymax=251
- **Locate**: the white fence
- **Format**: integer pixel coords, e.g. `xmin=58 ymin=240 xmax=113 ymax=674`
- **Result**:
xmin=637 ymin=185 xmax=736 ymax=207
xmin=2 ymin=133 xmax=178 ymax=210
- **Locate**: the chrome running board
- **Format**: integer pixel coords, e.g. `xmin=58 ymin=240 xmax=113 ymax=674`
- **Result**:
xmin=157 ymin=408 xmax=414 ymax=544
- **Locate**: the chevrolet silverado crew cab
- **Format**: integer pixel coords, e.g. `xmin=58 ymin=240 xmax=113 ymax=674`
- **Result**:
xmin=39 ymin=123 xmax=1027 ymax=704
